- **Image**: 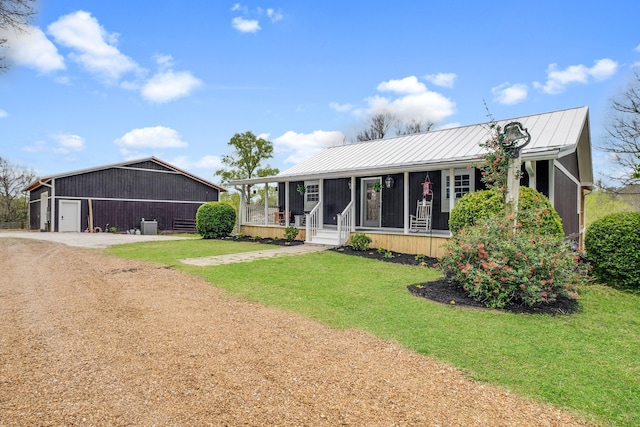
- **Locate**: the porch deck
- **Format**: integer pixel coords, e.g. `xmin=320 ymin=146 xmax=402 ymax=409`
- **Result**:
xmin=239 ymin=223 xmax=451 ymax=258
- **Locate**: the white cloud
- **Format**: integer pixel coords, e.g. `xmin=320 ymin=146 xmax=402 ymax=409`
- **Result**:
xmin=231 ymin=3 xmax=247 ymax=13
xmin=492 ymin=82 xmax=528 ymax=105
xmin=377 ymin=76 xmax=426 ymax=95
xmin=0 ymin=109 xmax=7 ymax=118
xmin=114 ymin=126 xmax=188 ymax=150
xmin=534 ymin=58 xmax=618 ymax=94
xmin=169 ymin=155 xmax=223 ymax=171
xmin=636 ymin=44 xmax=640 ymax=52
xmin=0 ymin=25 xmax=65 ymax=73
xmin=266 ymin=8 xmax=284 ymax=22
xmin=48 ymin=10 xmax=140 ymax=82
xmin=424 ymin=72 xmax=456 ymax=88
xmin=329 ymin=102 xmax=355 ymax=112
xmin=141 ymin=69 xmax=202 ymax=103
xmin=345 ymin=75 xmax=456 ymax=125
xmin=273 ymin=130 xmax=346 ymax=164
xmin=232 ymin=17 xmax=261 ymax=33
xmin=51 ymin=133 xmax=85 ymax=153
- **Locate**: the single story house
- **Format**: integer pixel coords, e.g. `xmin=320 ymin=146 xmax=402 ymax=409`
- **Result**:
xmin=24 ymin=157 xmax=224 ymax=233
xmin=230 ymin=106 xmax=593 ymax=257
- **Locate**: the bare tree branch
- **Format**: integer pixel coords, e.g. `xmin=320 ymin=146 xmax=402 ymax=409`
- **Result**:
xmin=601 ymin=72 xmax=640 ymax=184
xmin=0 ymin=0 xmax=37 ymax=72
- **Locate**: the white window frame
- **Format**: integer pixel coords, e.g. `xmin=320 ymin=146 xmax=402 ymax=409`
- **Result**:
xmin=441 ymin=168 xmax=475 ymax=212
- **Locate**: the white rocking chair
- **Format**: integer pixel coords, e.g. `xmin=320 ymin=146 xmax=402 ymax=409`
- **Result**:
xmin=410 ymin=199 xmax=432 ymax=232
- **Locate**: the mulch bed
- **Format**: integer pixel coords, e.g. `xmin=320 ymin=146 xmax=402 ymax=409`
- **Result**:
xmin=331 ymin=245 xmax=579 ymax=316
xmin=223 ymin=235 xmax=305 ymax=246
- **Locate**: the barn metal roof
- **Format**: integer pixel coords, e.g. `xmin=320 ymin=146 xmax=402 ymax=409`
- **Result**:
xmin=23 ymin=156 xmax=226 ymax=193
xmin=230 ymin=106 xmax=592 ymax=185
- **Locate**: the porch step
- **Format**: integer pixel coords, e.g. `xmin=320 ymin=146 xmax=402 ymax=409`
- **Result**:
xmin=307 ymin=229 xmax=340 ymax=246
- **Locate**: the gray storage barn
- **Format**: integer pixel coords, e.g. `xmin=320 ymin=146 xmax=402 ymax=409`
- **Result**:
xmin=24 ymin=157 xmax=225 ymax=233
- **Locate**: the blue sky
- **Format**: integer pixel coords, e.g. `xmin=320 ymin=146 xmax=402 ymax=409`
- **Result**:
xmin=1 ymin=1 xmax=639 ymax=185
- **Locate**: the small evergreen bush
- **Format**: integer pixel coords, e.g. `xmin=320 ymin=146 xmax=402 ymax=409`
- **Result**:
xmin=349 ymin=233 xmax=372 ymax=251
xmin=449 ymin=187 xmax=564 ymax=238
xmin=284 ymin=226 xmax=299 ymax=241
xmin=585 ymin=211 xmax=640 ymax=290
xmin=196 ymin=202 xmax=236 ymax=239
xmin=439 ymin=215 xmax=587 ymax=309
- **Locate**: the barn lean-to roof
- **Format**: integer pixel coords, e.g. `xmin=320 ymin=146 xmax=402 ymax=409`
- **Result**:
xmin=24 ymin=157 xmax=226 ymax=193
xmin=230 ymin=106 xmax=592 ymax=186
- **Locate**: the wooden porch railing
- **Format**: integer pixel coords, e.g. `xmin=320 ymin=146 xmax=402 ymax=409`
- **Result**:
xmin=336 ymin=201 xmax=353 ymax=246
xmin=305 ymin=201 xmax=322 ymax=243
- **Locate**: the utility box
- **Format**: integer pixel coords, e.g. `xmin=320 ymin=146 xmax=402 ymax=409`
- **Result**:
xmin=140 ymin=219 xmax=157 ymax=235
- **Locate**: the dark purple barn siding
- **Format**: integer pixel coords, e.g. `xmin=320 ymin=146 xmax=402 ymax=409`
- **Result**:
xmin=55 ymin=168 xmax=216 ymax=201
xmin=87 ymin=200 xmax=203 ymax=232
xmin=554 ymin=169 xmax=579 ymax=236
xmin=28 ymin=161 xmax=220 ymax=232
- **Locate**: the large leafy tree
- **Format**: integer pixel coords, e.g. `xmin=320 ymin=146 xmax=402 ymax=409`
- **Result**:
xmin=1 ymin=0 xmax=37 ymax=72
xmin=0 ymin=156 xmax=34 ymax=222
xmin=215 ymin=131 xmax=279 ymax=204
xmin=603 ymin=72 xmax=640 ymax=184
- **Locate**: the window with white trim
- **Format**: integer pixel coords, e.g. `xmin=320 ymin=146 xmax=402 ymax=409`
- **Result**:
xmin=441 ymin=169 xmax=475 ymax=212
xmin=305 ymin=183 xmax=319 ymax=202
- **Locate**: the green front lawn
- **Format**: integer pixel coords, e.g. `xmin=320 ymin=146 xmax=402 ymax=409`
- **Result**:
xmin=108 ymin=240 xmax=640 ymax=426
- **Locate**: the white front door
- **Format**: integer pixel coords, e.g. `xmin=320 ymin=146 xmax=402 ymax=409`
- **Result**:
xmin=361 ymin=177 xmax=381 ymax=227
xmin=59 ymin=200 xmax=80 ymax=232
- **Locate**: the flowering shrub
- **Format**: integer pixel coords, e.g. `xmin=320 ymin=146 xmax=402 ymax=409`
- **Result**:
xmin=439 ymin=215 xmax=587 ymax=309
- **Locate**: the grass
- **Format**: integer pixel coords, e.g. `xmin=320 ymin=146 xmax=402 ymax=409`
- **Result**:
xmin=108 ymin=240 xmax=640 ymax=426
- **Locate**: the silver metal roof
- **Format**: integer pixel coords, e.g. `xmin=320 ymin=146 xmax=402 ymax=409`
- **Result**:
xmin=232 ymin=106 xmax=591 ymax=184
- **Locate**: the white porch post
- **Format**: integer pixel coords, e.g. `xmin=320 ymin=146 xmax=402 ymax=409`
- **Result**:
xmin=525 ymin=160 xmax=536 ymax=189
xmin=403 ymin=171 xmax=409 ymax=234
xmin=263 ymin=184 xmax=268 ymax=226
xmin=238 ymin=188 xmax=246 ymax=231
xmin=318 ymin=178 xmax=324 ymax=229
xmin=284 ymin=181 xmax=290 ymax=227
xmin=448 ymin=168 xmax=455 ymax=213
xmin=549 ymin=160 xmax=555 ymax=206
xmin=350 ymin=176 xmax=356 ymax=231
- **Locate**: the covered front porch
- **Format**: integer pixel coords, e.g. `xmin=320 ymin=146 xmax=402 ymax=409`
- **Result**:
xmin=236 ymin=169 xmax=462 ymax=258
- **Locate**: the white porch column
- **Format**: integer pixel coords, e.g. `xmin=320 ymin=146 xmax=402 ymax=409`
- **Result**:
xmin=238 ymin=188 xmax=246 ymax=232
xmin=549 ymin=160 xmax=555 ymax=206
xmin=403 ymin=171 xmax=409 ymax=234
xmin=350 ymin=176 xmax=356 ymax=231
xmin=525 ymin=160 xmax=536 ymax=189
xmin=448 ymin=168 xmax=455 ymax=212
xmin=263 ymin=184 xmax=268 ymax=226
xmin=318 ymin=178 xmax=324 ymax=229
xmin=284 ymin=182 xmax=290 ymax=227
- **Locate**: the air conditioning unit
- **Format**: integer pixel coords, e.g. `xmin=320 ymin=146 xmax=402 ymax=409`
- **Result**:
xmin=140 ymin=218 xmax=157 ymax=235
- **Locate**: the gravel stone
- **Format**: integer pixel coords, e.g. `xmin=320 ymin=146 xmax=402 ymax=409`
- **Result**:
xmin=0 ymin=238 xmax=592 ymax=426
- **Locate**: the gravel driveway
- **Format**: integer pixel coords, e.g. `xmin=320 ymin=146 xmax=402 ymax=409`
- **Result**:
xmin=0 ymin=237 xmax=591 ymax=426
xmin=0 ymin=230 xmax=188 ymax=248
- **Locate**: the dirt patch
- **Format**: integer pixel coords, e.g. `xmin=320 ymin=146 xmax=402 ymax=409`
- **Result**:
xmin=0 ymin=238 xmax=591 ymax=425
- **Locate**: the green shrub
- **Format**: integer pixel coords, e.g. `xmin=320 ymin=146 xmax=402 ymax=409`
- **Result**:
xmin=196 ymin=202 xmax=236 ymax=239
xmin=449 ymin=187 xmax=564 ymax=238
xmin=439 ymin=215 xmax=587 ymax=309
xmin=585 ymin=211 xmax=640 ymax=290
xmin=349 ymin=233 xmax=372 ymax=251
xmin=284 ymin=226 xmax=299 ymax=241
